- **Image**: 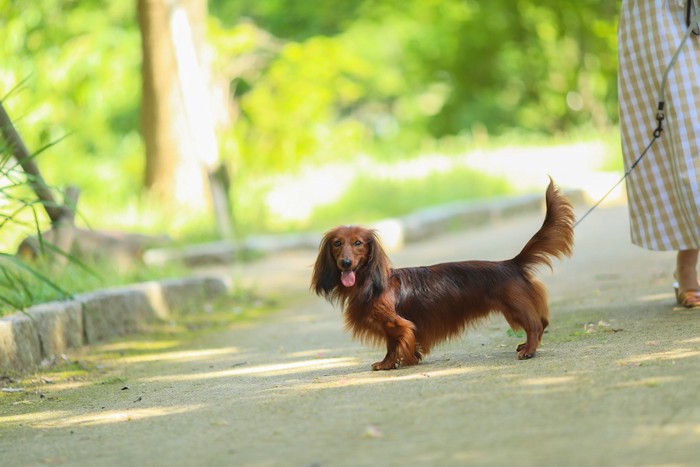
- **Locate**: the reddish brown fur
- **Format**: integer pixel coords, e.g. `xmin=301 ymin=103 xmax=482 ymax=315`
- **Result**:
xmin=311 ymin=178 xmax=575 ymax=370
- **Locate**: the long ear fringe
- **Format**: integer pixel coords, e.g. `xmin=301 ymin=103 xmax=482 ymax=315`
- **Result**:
xmin=361 ymin=230 xmax=391 ymax=301
xmin=311 ymin=233 xmax=339 ymax=300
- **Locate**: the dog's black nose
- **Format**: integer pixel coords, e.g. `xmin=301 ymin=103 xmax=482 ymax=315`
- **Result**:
xmin=340 ymin=258 xmax=352 ymax=269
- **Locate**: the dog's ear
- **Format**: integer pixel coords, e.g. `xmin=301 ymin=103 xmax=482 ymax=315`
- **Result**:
xmin=311 ymin=231 xmax=338 ymax=299
xmin=365 ymin=230 xmax=390 ymax=296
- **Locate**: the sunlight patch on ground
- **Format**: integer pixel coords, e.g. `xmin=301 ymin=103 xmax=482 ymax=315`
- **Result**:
xmin=631 ymin=422 xmax=700 ymax=447
xmin=286 ymin=348 xmax=334 ymax=358
xmin=517 ymin=375 xmax=577 ymax=387
xmin=31 ymin=405 xmax=203 ymax=428
xmin=1 ymin=405 xmax=202 ymax=428
xmin=31 ymin=380 xmax=91 ymax=393
xmin=619 ymin=348 xmax=700 ymax=365
xmin=0 ymin=410 xmax=69 ymax=425
xmin=97 ymin=340 xmax=182 ymax=353
xmin=640 ymin=292 xmax=675 ymax=302
xmin=290 ymin=365 xmax=501 ymax=391
xmin=613 ymin=376 xmax=682 ymax=389
xmin=142 ymin=357 xmax=358 ymax=383
xmin=118 ymin=346 xmax=240 ymax=364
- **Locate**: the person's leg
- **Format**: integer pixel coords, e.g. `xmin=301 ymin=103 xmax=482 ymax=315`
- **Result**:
xmin=675 ymin=249 xmax=700 ymax=306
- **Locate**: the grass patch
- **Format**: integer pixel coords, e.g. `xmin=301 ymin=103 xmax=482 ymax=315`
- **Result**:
xmin=231 ymin=127 xmax=622 ymax=236
xmin=307 ymin=167 xmax=513 ymax=230
xmin=546 ymin=309 xmax=622 ymax=345
xmin=99 ymin=376 xmax=128 ymax=385
xmin=0 ymin=256 xmax=191 ymax=317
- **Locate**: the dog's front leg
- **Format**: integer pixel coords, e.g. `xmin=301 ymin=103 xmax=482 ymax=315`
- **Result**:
xmin=371 ymin=316 xmax=419 ymax=371
xmin=371 ymin=339 xmax=399 ymax=371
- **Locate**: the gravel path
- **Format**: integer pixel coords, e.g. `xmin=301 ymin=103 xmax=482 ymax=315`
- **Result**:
xmin=2 ymin=202 xmax=699 ymax=467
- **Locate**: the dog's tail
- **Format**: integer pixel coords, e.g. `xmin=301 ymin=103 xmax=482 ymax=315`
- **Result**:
xmin=512 ymin=177 xmax=575 ymax=273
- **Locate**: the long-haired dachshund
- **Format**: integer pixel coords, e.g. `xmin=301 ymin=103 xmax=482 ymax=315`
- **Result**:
xmin=311 ymin=178 xmax=575 ymax=370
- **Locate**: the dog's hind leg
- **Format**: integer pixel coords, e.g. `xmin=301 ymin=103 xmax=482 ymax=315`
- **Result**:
xmin=502 ymin=280 xmax=550 ymax=359
xmin=502 ymin=305 xmax=546 ymax=359
xmin=515 ymin=323 xmax=543 ymax=359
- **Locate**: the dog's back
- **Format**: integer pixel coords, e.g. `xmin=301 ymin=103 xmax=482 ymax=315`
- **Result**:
xmin=390 ymin=178 xmax=575 ymax=359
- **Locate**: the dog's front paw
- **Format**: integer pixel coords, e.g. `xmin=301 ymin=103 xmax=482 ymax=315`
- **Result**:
xmin=371 ymin=360 xmax=399 ymax=371
xmin=516 ymin=344 xmax=535 ymax=360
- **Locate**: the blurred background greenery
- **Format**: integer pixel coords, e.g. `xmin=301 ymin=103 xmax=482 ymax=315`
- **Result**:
xmin=1 ymin=0 xmax=621 ymax=252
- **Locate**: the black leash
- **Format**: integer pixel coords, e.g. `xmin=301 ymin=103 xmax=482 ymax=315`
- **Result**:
xmin=687 ymin=0 xmax=700 ymax=35
xmin=573 ymin=104 xmax=665 ymax=229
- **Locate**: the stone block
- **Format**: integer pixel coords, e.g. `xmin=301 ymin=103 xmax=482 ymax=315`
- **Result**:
xmin=26 ymin=301 xmax=83 ymax=359
xmin=160 ymin=276 xmax=231 ymax=314
xmin=0 ymin=313 xmax=41 ymax=373
xmin=78 ymin=289 xmax=158 ymax=344
xmin=126 ymin=281 xmax=171 ymax=320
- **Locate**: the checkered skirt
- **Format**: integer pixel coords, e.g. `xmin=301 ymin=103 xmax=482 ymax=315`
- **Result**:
xmin=618 ymin=0 xmax=700 ymax=251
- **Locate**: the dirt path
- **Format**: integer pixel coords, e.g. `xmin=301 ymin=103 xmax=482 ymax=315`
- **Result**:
xmin=2 ymin=204 xmax=700 ymax=467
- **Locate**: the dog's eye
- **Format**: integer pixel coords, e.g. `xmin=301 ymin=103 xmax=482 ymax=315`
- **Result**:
xmin=332 ymin=240 xmax=341 ymax=247
xmin=354 ymin=240 xmax=362 ymax=246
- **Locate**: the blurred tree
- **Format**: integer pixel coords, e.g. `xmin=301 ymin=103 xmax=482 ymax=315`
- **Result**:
xmin=209 ymin=0 xmax=363 ymax=39
xmin=1 ymin=0 xmax=620 ymax=237
xmin=0 ymin=0 xmax=145 ymax=235
xmin=138 ymin=0 xmax=233 ymax=237
xmin=138 ymin=0 xmax=180 ymax=201
xmin=138 ymin=0 xmax=207 ymax=204
xmin=210 ymin=0 xmax=619 ymax=175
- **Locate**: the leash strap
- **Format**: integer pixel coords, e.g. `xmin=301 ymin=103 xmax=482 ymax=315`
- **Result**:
xmin=687 ymin=0 xmax=700 ymax=35
xmin=573 ymin=110 xmax=663 ymax=228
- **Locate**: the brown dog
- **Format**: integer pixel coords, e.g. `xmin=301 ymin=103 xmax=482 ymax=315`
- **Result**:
xmin=311 ymin=178 xmax=574 ymax=370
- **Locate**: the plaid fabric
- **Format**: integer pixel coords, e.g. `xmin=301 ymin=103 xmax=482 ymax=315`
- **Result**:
xmin=618 ymin=0 xmax=700 ymax=251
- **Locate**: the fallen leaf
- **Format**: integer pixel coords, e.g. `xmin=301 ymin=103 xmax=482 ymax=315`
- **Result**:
xmin=364 ymin=424 xmax=382 ymax=438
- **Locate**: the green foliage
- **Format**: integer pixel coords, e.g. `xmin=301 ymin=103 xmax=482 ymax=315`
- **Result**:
xmin=0 ymin=253 xmax=70 ymax=312
xmin=2 ymin=0 xmax=621 ymax=243
xmin=212 ymin=0 xmax=620 ymax=176
xmin=0 ymin=109 xmax=188 ymax=315
xmin=0 ymin=125 xmax=69 ymax=312
xmin=307 ymin=167 xmax=513 ymax=231
xmin=1 ymin=0 xmax=144 ymax=220
xmin=210 ymin=0 xmax=362 ymax=40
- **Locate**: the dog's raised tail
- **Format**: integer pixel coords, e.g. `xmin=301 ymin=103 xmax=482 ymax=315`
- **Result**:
xmin=512 ymin=177 xmax=575 ymax=272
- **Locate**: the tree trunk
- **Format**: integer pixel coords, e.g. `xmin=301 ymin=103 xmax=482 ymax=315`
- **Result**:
xmin=137 ymin=0 xmax=234 ymax=238
xmin=138 ymin=0 xmax=180 ymax=200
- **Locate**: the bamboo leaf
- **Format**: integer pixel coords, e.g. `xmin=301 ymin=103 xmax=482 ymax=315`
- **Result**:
xmin=0 ymin=253 xmax=71 ymax=298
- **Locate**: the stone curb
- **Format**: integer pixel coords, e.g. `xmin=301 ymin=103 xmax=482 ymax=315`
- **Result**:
xmin=0 ymin=275 xmax=232 ymax=375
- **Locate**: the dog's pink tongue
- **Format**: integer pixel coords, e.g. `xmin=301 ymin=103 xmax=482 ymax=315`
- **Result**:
xmin=341 ymin=270 xmax=356 ymax=287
